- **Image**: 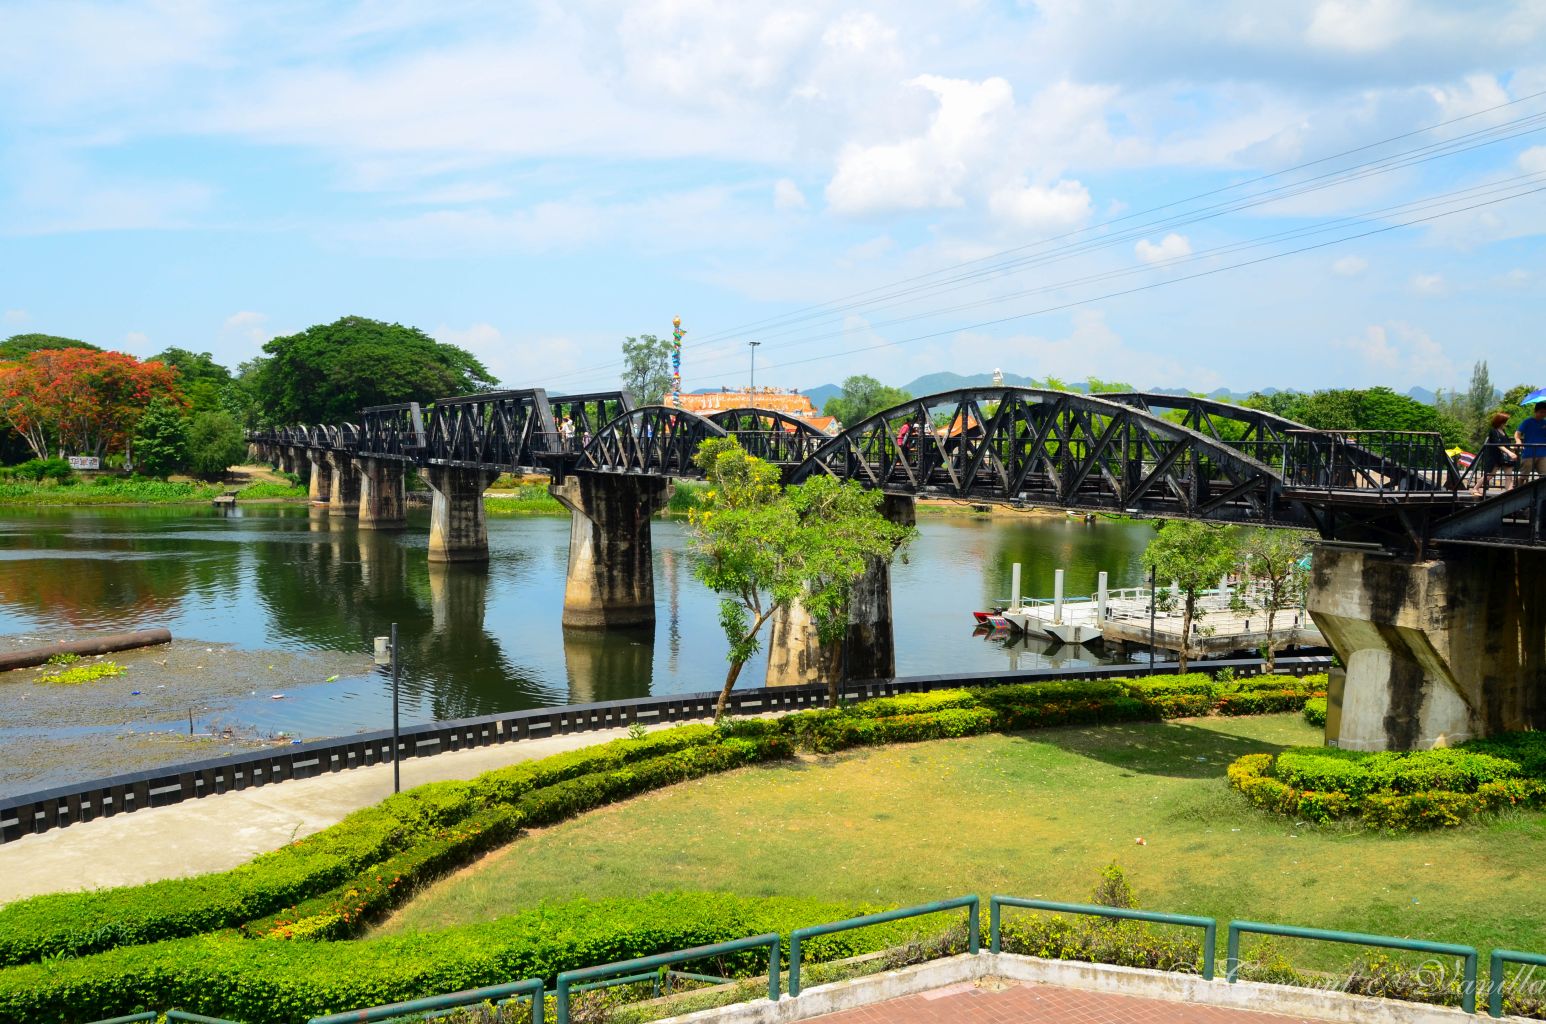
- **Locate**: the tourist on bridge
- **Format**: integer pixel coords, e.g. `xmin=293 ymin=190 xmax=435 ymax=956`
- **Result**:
xmin=1514 ymin=403 xmax=1546 ymax=479
xmin=1473 ymin=411 xmax=1517 ymax=495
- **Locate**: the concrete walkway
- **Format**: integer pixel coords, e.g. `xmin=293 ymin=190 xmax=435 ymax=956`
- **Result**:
xmin=810 ymin=981 xmax=1333 ymax=1023
xmin=0 ymin=725 xmax=641 ymax=904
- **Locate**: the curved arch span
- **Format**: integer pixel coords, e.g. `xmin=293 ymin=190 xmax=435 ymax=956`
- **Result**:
xmin=579 ymin=405 xmax=727 ymax=477
xmin=791 ymin=387 xmax=1306 ymax=525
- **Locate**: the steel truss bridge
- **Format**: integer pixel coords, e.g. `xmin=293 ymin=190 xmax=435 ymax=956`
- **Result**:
xmin=250 ymin=386 xmax=1546 ymax=553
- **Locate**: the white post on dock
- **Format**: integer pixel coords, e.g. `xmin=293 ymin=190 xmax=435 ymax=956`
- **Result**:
xmin=1097 ymin=571 xmax=1109 ymax=622
xmin=1053 ymin=569 xmax=1065 ymax=625
xmin=1011 ymin=562 xmax=1022 ymax=611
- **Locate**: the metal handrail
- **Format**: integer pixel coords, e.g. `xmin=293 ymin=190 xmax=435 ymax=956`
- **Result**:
xmin=788 ymin=895 xmax=979 ymax=997
xmin=555 ymin=933 xmax=779 ymax=1022
xmin=1226 ymin=919 xmax=1478 ymax=1014
xmin=307 ymin=979 xmax=544 ymax=1024
xmin=989 ymin=897 xmax=1216 ymax=980
xmin=1489 ymin=949 xmax=1546 ymax=1018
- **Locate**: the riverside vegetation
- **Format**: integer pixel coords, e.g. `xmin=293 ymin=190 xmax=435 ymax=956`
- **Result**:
xmin=5 ymin=670 xmax=1545 ymax=1022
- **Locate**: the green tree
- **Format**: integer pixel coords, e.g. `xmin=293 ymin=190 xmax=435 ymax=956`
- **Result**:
xmin=1143 ymin=521 xmax=1239 ymax=672
xmin=688 ymin=437 xmax=912 ymax=716
xmin=1084 ymin=377 xmax=1134 ymax=394
xmin=1238 ymin=529 xmax=1310 ymax=671
xmin=0 ymin=334 xmax=100 ymax=360
xmin=184 ymin=411 xmax=247 ymax=479
xmin=823 ymin=375 xmax=912 ymax=427
xmin=152 ymin=348 xmax=232 ymax=414
xmin=621 ymin=334 xmax=674 ymax=405
xmin=256 ymin=317 xmax=497 ymax=424
xmin=224 ymin=358 xmax=269 ymax=429
xmin=1252 ymin=387 xmax=1467 ymax=446
xmin=132 ymin=398 xmax=188 ymax=477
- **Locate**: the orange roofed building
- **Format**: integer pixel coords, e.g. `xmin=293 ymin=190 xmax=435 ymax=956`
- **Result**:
xmin=664 ymin=387 xmax=841 ymax=434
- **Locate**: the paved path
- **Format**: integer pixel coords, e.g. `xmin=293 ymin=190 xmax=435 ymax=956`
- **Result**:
xmin=811 ymin=981 xmax=1331 ymax=1024
xmin=0 ymin=725 xmax=642 ymax=904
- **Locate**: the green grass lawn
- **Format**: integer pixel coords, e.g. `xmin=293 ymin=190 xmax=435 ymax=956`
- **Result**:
xmin=380 ymin=714 xmax=1546 ymax=963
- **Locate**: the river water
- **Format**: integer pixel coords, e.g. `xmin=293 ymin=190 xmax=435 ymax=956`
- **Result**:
xmin=0 ymin=505 xmax=1155 ymax=760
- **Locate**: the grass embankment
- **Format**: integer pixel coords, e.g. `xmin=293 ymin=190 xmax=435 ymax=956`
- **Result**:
xmin=0 ymin=478 xmax=307 ymax=505
xmin=383 ymin=714 xmax=1546 ymax=963
xmin=483 ymin=480 xmax=707 ymax=517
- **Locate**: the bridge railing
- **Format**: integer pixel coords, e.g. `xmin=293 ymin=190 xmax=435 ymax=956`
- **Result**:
xmin=1282 ymin=429 xmax=1463 ymax=495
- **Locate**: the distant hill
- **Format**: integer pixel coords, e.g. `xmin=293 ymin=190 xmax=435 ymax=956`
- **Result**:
xmin=800 ymin=377 xmax=1444 ymax=407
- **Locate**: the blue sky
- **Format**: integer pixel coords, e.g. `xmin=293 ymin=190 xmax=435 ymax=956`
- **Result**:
xmin=1 ymin=0 xmax=1544 ymax=396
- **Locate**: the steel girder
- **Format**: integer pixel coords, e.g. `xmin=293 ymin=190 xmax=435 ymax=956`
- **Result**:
xmin=357 ymin=403 xmax=426 ymax=460
xmin=704 ymin=407 xmax=829 ymax=466
xmin=788 ymin=387 xmax=1305 ymax=525
xmin=579 ymin=405 xmax=728 ymax=477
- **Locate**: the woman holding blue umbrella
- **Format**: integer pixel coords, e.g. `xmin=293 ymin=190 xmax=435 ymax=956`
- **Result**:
xmin=1513 ymin=389 xmax=1546 ymax=480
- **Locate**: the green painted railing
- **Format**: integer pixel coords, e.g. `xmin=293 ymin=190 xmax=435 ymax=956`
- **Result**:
xmin=1227 ymin=919 xmax=1479 ymax=1015
xmin=86 ymin=1015 xmax=157 ymax=1024
xmin=568 ymin=967 xmax=734 ymax=999
xmin=555 ymin=933 xmax=779 ymax=1023
xmin=1489 ymin=949 xmax=1546 ymax=1018
xmin=306 ymin=979 xmax=544 ymax=1024
xmin=787 ymin=895 xmax=979 ymax=997
xmin=989 ymin=896 xmax=1217 ymax=980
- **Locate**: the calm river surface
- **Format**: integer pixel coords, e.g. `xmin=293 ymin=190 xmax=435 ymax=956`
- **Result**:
xmin=0 ymin=505 xmax=1155 ymax=746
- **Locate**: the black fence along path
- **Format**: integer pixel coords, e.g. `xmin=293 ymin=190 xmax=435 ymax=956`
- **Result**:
xmin=0 ymin=657 xmax=1332 ymax=844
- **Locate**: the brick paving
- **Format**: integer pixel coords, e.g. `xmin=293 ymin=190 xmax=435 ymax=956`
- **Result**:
xmin=808 ymin=980 xmax=1333 ymax=1023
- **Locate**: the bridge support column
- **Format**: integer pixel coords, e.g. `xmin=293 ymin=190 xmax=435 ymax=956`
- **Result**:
xmin=277 ymin=446 xmax=297 ymax=475
xmin=551 ymin=471 xmax=671 ymax=628
xmin=421 ymin=465 xmax=499 ymax=563
xmin=326 ymin=452 xmax=360 ymax=518
xmin=1307 ymin=545 xmax=1546 ymax=751
xmin=306 ymin=452 xmax=331 ymax=504
xmin=357 ymin=457 xmax=407 ymax=530
xmin=767 ymin=495 xmax=914 ymax=687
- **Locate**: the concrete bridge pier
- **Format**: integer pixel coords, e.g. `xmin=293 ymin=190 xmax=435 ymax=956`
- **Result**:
xmin=356 ymin=457 xmax=407 ymax=529
xmin=421 ymin=465 xmax=500 ymax=563
xmin=551 ymin=471 xmax=672 ymax=628
xmin=1307 ymin=545 xmax=1546 ymax=751
xmin=767 ymin=494 xmax=915 ymax=686
xmin=306 ymin=452 xmax=331 ymax=504
xmin=326 ymin=452 xmax=361 ymax=518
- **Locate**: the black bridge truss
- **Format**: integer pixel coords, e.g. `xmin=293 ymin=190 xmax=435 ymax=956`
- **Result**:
xmin=251 ymin=386 xmax=1545 ymax=552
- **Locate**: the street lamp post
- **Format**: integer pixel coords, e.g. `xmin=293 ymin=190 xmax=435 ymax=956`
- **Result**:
xmin=748 ymin=341 xmax=761 ymax=397
xmin=373 ymin=623 xmax=402 ymax=793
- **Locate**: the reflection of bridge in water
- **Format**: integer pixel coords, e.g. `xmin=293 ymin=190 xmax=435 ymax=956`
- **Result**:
xmin=251 ymin=385 xmax=1546 ymax=752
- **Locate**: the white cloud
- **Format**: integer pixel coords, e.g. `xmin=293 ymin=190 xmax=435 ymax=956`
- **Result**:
xmin=1134 ymin=233 xmax=1192 ymax=264
xmin=1306 ymin=0 xmax=1412 ymax=53
xmin=3 ymin=310 xmax=28 ymax=325
xmin=1338 ymin=321 xmax=1455 ymax=382
xmin=1331 ymin=255 xmax=1368 ymax=276
xmin=1520 ymin=146 xmax=1546 ymax=173
xmin=825 ymin=75 xmax=1013 ymax=215
xmin=1410 ymin=272 xmax=1447 ymax=295
xmin=220 ymin=312 xmax=273 ymax=347
xmin=773 ymin=178 xmax=807 ymax=211
xmin=122 ymin=331 xmax=150 ymax=351
xmin=988 ymin=179 xmax=1092 ymax=232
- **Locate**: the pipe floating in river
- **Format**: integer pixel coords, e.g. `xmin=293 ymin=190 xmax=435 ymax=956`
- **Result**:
xmin=0 ymin=627 xmax=173 ymax=672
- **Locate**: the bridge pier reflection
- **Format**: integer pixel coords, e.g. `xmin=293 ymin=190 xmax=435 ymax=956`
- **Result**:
xmin=552 ymin=471 xmax=672 ymax=629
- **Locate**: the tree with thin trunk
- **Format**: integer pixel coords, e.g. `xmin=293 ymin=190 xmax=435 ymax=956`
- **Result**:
xmin=1239 ymin=528 xmax=1310 ymax=671
xmin=1142 ymin=521 xmax=1239 ymax=673
xmin=688 ymin=437 xmax=912 ymax=718
xmin=621 ymin=334 xmax=674 ymax=405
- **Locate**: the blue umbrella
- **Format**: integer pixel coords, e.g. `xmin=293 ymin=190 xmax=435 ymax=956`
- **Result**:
xmin=1519 ymin=388 xmax=1546 ymax=405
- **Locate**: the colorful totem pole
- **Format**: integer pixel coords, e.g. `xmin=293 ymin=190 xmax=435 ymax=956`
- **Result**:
xmin=671 ymin=316 xmax=684 ymax=408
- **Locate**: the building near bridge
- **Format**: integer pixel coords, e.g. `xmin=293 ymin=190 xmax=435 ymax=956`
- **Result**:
xmin=665 ymin=387 xmax=841 ymax=434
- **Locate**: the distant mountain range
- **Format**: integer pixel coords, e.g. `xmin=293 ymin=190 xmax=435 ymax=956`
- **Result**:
xmin=798 ymin=375 xmax=1442 ymax=410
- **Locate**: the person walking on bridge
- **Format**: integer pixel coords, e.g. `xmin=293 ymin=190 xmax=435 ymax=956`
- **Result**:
xmin=1515 ymin=403 xmax=1546 ymax=479
xmin=1473 ymin=410 xmax=1517 ymax=495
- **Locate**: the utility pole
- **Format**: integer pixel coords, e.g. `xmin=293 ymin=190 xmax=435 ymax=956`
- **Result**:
xmin=374 ymin=624 xmax=402 ymax=793
xmin=1148 ymin=565 xmax=1157 ymax=673
xmin=748 ymin=341 xmax=761 ymax=398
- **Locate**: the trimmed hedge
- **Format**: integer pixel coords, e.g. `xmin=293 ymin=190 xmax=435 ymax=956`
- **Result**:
xmin=0 ymin=892 xmax=906 ymax=1024
xmin=0 ymin=725 xmax=723 ymax=966
xmin=1303 ymin=696 xmax=1327 ymax=727
xmin=1229 ymin=740 xmax=1546 ymax=828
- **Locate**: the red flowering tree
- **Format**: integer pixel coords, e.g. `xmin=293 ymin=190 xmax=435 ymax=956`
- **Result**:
xmin=0 ymin=349 xmax=183 ymax=460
